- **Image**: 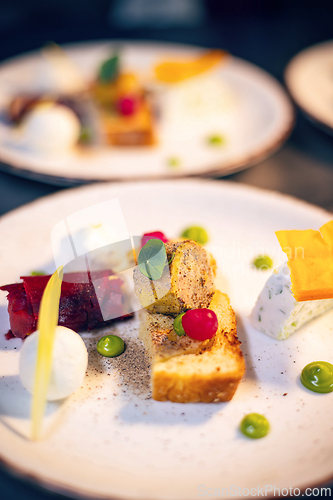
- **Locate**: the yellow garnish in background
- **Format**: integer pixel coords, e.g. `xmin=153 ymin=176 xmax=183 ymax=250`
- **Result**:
xmin=276 ymin=221 xmax=333 ymax=302
xmin=31 ymin=267 xmax=63 ymax=440
xmin=155 ymin=50 xmax=227 ymax=83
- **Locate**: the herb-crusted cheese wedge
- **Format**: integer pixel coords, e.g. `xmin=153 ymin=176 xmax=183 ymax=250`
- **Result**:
xmin=140 ymin=291 xmax=245 ymax=403
xmin=133 ymin=240 xmax=215 ymax=315
xmin=250 ymin=263 xmax=333 ymax=340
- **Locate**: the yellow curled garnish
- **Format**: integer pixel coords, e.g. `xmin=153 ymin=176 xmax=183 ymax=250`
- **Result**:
xmin=155 ymin=50 xmax=227 ymax=83
xmin=275 ymin=221 xmax=333 ymax=301
xmin=31 ymin=267 xmax=63 ymax=440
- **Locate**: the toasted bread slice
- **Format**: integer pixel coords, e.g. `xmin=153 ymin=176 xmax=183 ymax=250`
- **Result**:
xmin=139 ymin=290 xmax=245 ymax=403
xmin=91 ymin=75 xmax=156 ymax=146
xmin=98 ymin=102 xmax=156 ymax=146
xmin=134 ymin=240 xmax=215 ymax=315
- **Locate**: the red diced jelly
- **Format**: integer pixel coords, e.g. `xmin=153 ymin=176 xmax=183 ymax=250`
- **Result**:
xmin=142 ymin=231 xmax=169 ymax=247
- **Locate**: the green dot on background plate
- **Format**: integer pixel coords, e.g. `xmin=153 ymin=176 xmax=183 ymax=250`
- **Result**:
xmin=167 ymin=157 xmax=180 ymax=167
xmin=207 ymin=134 xmax=225 ymax=146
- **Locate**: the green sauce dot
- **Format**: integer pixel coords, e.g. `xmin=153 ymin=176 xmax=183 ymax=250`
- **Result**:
xmin=240 ymin=413 xmax=270 ymax=439
xmin=167 ymin=157 xmax=180 ymax=168
xmin=253 ymin=255 xmax=273 ymax=271
xmin=97 ymin=335 xmax=125 ymax=358
xmin=173 ymin=313 xmax=186 ymax=336
xmin=301 ymin=361 xmax=333 ymax=393
xmin=207 ymin=134 xmax=225 ymax=146
xmin=30 ymin=270 xmax=46 ymax=276
xmin=181 ymin=226 xmax=209 ymax=245
xmin=80 ymin=126 xmax=92 ymax=144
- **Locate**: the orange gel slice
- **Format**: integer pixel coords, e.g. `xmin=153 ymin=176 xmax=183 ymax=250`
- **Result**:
xmin=275 ymin=221 xmax=333 ymax=301
xmin=155 ymin=50 xmax=227 ymax=83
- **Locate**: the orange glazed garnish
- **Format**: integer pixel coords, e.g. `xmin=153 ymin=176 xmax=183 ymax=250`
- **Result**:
xmin=155 ymin=50 xmax=228 ymax=83
xmin=276 ymin=221 xmax=333 ymax=301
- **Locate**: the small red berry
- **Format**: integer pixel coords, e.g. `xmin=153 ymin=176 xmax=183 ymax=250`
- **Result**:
xmin=142 ymin=231 xmax=168 ymax=247
xmin=182 ymin=309 xmax=218 ymax=341
xmin=117 ymin=96 xmax=138 ymax=116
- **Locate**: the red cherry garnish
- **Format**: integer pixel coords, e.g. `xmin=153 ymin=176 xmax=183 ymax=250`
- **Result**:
xmin=182 ymin=309 xmax=218 ymax=341
xmin=117 ymin=96 xmax=138 ymax=116
xmin=142 ymin=231 xmax=169 ymax=247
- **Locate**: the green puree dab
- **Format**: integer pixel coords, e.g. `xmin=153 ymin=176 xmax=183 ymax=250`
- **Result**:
xmin=181 ymin=226 xmax=209 ymax=245
xmin=301 ymin=361 xmax=333 ymax=393
xmin=252 ymin=255 xmax=273 ymax=271
xmin=207 ymin=134 xmax=225 ymax=146
xmin=97 ymin=335 xmax=125 ymax=358
xmin=240 ymin=413 xmax=270 ymax=439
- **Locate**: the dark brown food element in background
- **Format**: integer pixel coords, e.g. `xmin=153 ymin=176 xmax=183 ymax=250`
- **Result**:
xmin=8 ymin=95 xmax=41 ymax=124
xmin=8 ymin=95 xmax=86 ymax=124
xmin=0 ymin=271 xmax=132 ymax=339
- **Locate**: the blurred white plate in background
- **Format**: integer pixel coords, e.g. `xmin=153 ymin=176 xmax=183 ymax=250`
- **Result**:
xmin=285 ymin=40 xmax=333 ymax=135
xmin=0 ymin=41 xmax=294 ymax=185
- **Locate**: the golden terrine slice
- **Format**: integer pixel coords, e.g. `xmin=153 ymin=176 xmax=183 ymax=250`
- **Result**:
xmin=139 ymin=291 xmax=245 ymax=403
xmin=133 ymin=240 xmax=215 ymax=315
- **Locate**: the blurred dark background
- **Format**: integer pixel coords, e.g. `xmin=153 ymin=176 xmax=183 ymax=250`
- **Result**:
xmin=0 ymin=0 xmax=333 ymax=217
xmin=0 ymin=0 xmax=332 ymax=80
xmin=0 ymin=0 xmax=333 ymax=499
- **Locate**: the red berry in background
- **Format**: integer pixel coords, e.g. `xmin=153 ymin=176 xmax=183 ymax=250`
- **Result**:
xmin=117 ymin=96 xmax=138 ymax=116
xmin=182 ymin=309 xmax=218 ymax=341
xmin=142 ymin=231 xmax=169 ymax=247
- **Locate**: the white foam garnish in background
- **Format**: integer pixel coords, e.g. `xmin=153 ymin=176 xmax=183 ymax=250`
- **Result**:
xmin=17 ymin=103 xmax=81 ymax=155
xmin=157 ymin=73 xmax=239 ymax=143
xmin=39 ymin=44 xmax=87 ymax=95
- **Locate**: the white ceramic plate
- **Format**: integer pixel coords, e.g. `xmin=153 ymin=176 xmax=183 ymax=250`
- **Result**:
xmin=285 ymin=40 xmax=333 ymax=134
xmin=0 ymin=41 xmax=294 ymax=185
xmin=1 ymin=180 xmax=333 ymax=500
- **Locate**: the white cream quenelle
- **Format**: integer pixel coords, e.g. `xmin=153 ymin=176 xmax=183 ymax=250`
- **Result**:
xmin=20 ymin=103 xmax=81 ymax=154
xmin=250 ymin=263 xmax=333 ymax=340
xmin=19 ymin=326 xmax=88 ymax=400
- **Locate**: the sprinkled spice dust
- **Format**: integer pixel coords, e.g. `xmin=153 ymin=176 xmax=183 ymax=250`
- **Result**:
xmin=64 ymin=314 xmax=226 ymax=449
xmin=82 ymin=319 xmax=151 ymax=400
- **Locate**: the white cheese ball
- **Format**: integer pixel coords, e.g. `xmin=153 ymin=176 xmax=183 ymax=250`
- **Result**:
xmin=19 ymin=326 xmax=88 ymax=401
xmin=21 ymin=103 xmax=81 ymax=154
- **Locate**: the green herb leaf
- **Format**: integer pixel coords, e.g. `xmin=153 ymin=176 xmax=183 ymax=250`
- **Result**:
xmin=168 ymin=252 xmax=175 ymax=265
xmin=138 ymin=239 xmax=167 ymax=281
xmin=99 ymin=54 xmax=119 ymax=83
